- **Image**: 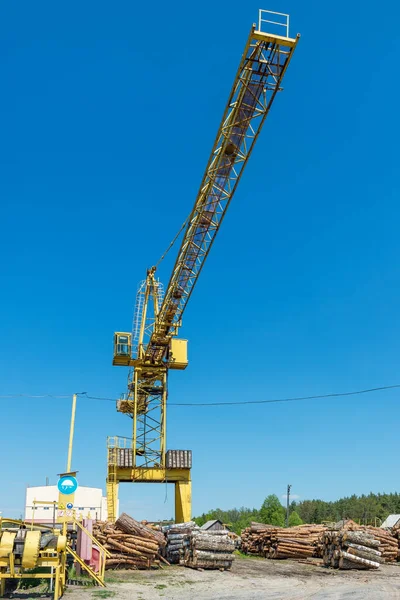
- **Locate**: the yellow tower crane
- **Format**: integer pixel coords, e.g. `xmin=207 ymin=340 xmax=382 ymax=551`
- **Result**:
xmin=108 ymin=10 xmax=299 ymax=523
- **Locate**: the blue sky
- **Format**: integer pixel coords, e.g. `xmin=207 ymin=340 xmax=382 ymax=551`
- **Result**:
xmin=1 ymin=0 xmax=400 ymax=520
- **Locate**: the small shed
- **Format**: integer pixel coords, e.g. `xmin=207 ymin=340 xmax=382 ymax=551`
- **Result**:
xmin=381 ymin=515 xmax=400 ymax=529
xmin=200 ymin=519 xmax=227 ymax=532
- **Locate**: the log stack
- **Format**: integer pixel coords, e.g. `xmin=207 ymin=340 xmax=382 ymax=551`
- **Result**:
xmin=322 ymin=529 xmax=382 ymax=570
xmin=163 ymin=521 xmax=199 ymax=564
xmin=359 ymin=526 xmax=398 ymax=563
xmin=181 ymin=530 xmax=235 ymax=570
xmin=390 ymin=525 xmax=400 ymax=561
xmin=241 ymin=522 xmax=326 ymax=559
xmin=93 ymin=513 xmax=166 ymax=570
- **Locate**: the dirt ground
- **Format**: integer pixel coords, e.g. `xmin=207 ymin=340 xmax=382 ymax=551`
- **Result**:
xmin=63 ymin=555 xmax=400 ymax=600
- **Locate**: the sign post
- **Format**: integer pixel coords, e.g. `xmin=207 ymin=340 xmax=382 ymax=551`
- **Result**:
xmin=57 ymin=472 xmax=78 ymax=523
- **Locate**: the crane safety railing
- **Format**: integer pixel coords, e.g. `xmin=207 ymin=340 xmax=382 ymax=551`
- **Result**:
xmin=258 ymin=9 xmax=290 ymax=38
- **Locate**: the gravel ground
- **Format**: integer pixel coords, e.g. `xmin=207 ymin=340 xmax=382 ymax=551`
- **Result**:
xmin=63 ymin=556 xmax=400 ymax=600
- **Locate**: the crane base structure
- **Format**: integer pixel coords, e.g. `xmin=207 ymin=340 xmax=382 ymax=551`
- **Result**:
xmin=108 ymin=10 xmax=299 ymax=524
xmin=107 ymin=437 xmax=191 ymax=523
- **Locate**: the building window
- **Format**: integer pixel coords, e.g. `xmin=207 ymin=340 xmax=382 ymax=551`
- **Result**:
xmin=43 ymin=507 xmax=50 ymax=510
xmin=90 ymin=507 xmax=96 ymax=511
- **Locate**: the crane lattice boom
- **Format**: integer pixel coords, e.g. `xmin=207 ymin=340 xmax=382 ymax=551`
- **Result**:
xmin=109 ymin=13 xmax=299 ymax=524
xmin=146 ymin=25 xmax=299 ymax=364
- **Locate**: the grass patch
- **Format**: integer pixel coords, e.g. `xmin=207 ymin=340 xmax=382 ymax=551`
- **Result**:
xmin=92 ymin=591 xmax=116 ymax=599
xmin=234 ymin=550 xmax=265 ymax=560
xmin=154 ymin=584 xmax=168 ymax=589
xmin=16 ymin=567 xmax=50 ymax=590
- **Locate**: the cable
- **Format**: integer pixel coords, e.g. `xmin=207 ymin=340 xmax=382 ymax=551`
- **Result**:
xmin=79 ymin=384 xmax=400 ymax=406
xmin=2 ymin=384 xmax=399 ymax=406
xmin=0 ymin=394 xmax=72 ymax=398
xmin=154 ymin=214 xmax=190 ymax=268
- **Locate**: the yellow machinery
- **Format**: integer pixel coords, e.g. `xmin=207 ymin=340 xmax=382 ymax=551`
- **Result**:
xmin=0 ymin=517 xmax=110 ymax=598
xmin=108 ymin=10 xmax=300 ymax=522
xmin=0 ymin=521 xmax=67 ymax=599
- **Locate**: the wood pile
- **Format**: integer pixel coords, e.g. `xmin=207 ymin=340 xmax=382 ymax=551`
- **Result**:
xmin=163 ymin=521 xmax=199 ymax=564
xmin=322 ymin=529 xmax=383 ymax=569
xmin=181 ymin=530 xmax=235 ymax=570
xmin=390 ymin=525 xmax=400 ymax=561
xmin=241 ymin=522 xmax=326 ymax=559
xmin=93 ymin=513 xmax=166 ymax=570
xmin=359 ymin=526 xmax=398 ymax=563
xmin=324 ymin=520 xmax=398 ymax=564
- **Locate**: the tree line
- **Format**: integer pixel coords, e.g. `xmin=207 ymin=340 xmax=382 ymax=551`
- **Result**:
xmin=194 ymin=492 xmax=400 ymax=535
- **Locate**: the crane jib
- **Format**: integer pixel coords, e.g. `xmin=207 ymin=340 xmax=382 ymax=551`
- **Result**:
xmin=145 ymin=29 xmax=299 ymax=364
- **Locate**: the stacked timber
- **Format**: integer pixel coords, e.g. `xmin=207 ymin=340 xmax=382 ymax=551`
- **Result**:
xmin=163 ymin=522 xmax=199 ymax=564
xmin=93 ymin=513 xmax=166 ymax=570
xmin=359 ymin=526 xmax=398 ymax=563
xmin=241 ymin=523 xmax=275 ymax=556
xmin=322 ymin=529 xmax=382 ymax=570
xmin=241 ymin=522 xmax=326 ymax=559
xmin=390 ymin=525 xmax=400 ymax=561
xmin=181 ymin=530 xmax=235 ymax=570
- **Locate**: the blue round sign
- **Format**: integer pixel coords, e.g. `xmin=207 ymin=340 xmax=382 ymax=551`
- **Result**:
xmin=66 ymin=503 xmax=74 ymax=510
xmin=57 ymin=476 xmax=78 ymax=495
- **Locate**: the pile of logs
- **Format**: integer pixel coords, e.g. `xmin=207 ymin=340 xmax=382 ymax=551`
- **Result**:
xmin=241 ymin=522 xmax=326 ymax=559
xmin=93 ymin=513 xmax=166 ymax=570
xmin=359 ymin=526 xmax=398 ymax=563
xmin=181 ymin=530 xmax=235 ymax=570
xmin=390 ymin=525 xmax=400 ymax=561
xmin=323 ymin=521 xmax=398 ymax=564
xmin=322 ymin=529 xmax=383 ymax=570
xmin=163 ymin=521 xmax=199 ymax=564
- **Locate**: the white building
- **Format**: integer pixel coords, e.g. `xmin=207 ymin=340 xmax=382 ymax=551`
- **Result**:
xmin=25 ymin=486 xmax=113 ymax=523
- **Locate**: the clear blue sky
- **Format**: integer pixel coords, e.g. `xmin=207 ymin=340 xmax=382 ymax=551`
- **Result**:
xmin=1 ymin=0 xmax=400 ymax=520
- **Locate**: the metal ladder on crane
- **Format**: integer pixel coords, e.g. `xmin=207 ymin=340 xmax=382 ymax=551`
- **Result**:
xmin=106 ymin=445 xmax=118 ymax=521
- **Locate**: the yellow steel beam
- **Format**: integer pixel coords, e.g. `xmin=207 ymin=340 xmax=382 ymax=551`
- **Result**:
xmin=116 ymin=467 xmax=191 ymax=483
xmin=175 ymin=479 xmax=192 ymax=523
xmin=253 ymin=30 xmax=299 ymax=46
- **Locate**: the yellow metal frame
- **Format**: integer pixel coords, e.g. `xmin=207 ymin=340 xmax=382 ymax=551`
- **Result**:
xmin=110 ymin=18 xmax=299 ymax=524
xmin=0 ymin=517 xmax=109 ymax=597
xmin=0 ymin=535 xmax=67 ymax=600
xmin=107 ymin=436 xmax=192 ymax=522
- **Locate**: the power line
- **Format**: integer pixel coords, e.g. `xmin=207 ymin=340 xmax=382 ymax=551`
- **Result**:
xmin=0 ymin=394 xmax=72 ymax=398
xmin=79 ymin=384 xmax=400 ymax=406
xmin=1 ymin=384 xmax=399 ymax=406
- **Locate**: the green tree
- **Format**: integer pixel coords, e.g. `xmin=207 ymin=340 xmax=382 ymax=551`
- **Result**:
xmin=288 ymin=511 xmax=303 ymax=526
xmin=193 ymin=506 xmax=259 ymax=535
xmin=259 ymin=495 xmax=285 ymax=527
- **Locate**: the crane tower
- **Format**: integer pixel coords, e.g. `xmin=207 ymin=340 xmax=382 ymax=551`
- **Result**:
xmin=108 ymin=10 xmax=299 ymax=522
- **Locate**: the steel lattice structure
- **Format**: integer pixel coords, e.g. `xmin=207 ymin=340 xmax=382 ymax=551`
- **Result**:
xmin=108 ymin=12 xmax=299 ymax=523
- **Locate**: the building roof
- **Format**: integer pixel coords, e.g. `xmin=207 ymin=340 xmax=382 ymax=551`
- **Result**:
xmin=201 ymin=519 xmax=223 ymax=530
xmin=381 ymin=514 xmax=400 ymax=528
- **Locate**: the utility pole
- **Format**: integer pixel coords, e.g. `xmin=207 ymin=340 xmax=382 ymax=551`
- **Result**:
xmin=286 ymin=484 xmax=292 ymax=527
xmin=67 ymin=393 xmax=77 ymax=472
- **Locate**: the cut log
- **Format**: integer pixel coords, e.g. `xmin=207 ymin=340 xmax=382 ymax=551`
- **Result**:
xmin=339 ymin=558 xmax=369 ymax=570
xmin=194 ymin=551 xmax=235 ymax=561
xmin=342 ymin=531 xmax=380 ymax=548
xmin=115 ymin=513 xmax=165 ymax=546
xmin=340 ymin=550 xmax=379 ymax=569
xmin=192 ymin=535 xmax=235 ymax=552
xmin=346 ymin=547 xmax=385 ymax=564
xmin=344 ymin=543 xmax=382 ymax=557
